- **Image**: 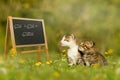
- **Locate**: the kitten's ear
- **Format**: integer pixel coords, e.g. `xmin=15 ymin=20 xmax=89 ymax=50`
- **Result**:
xmin=71 ymin=34 xmax=75 ymax=39
xmin=85 ymin=40 xmax=95 ymax=48
xmin=63 ymin=35 xmax=66 ymax=38
xmin=90 ymin=41 xmax=95 ymax=47
xmin=92 ymin=41 xmax=95 ymax=46
xmin=62 ymin=35 xmax=66 ymax=40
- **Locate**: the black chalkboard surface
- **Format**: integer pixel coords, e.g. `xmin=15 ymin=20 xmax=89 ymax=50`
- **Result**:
xmin=12 ymin=18 xmax=45 ymax=46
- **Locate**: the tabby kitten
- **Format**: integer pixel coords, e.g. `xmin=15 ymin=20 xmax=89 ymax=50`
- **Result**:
xmin=78 ymin=40 xmax=108 ymax=66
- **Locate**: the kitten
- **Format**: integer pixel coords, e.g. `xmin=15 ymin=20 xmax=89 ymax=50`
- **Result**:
xmin=78 ymin=40 xmax=108 ymax=66
xmin=60 ymin=34 xmax=84 ymax=66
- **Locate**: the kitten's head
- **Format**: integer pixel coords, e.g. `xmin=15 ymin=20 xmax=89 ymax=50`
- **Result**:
xmin=60 ymin=34 xmax=76 ymax=47
xmin=78 ymin=40 xmax=95 ymax=52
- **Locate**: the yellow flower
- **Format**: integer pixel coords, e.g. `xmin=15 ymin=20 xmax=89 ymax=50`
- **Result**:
xmin=46 ymin=61 xmax=50 ymax=64
xmin=53 ymin=71 xmax=60 ymax=78
xmin=104 ymin=49 xmax=113 ymax=55
xmin=0 ymin=55 xmax=3 ymax=61
xmin=35 ymin=62 xmax=42 ymax=66
xmin=92 ymin=63 xmax=99 ymax=68
xmin=10 ymin=48 xmax=16 ymax=54
xmin=10 ymin=48 xmax=16 ymax=57
xmin=46 ymin=60 xmax=52 ymax=64
xmin=0 ymin=55 xmax=4 ymax=64
xmin=108 ymin=49 xmax=113 ymax=54
xmin=62 ymin=49 xmax=66 ymax=53
xmin=104 ymin=52 xmax=108 ymax=55
xmin=63 ymin=54 xmax=66 ymax=57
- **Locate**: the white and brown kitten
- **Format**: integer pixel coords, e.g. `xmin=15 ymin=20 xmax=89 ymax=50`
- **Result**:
xmin=60 ymin=34 xmax=84 ymax=66
xmin=78 ymin=40 xmax=108 ymax=66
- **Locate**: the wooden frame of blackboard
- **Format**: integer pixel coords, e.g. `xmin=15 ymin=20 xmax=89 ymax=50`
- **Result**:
xmin=4 ymin=16 xmax=50 ymax=62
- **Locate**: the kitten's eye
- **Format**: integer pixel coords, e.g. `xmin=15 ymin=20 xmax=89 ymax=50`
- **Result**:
xmin=64 ymin=39 xmax=69 ymax=42
xmin=80 ymin=42 xmax=84 ymax=45
xmin=80 ymin=43 xmax=84 ymax=46
xmin=84 ymin=45 xmax=89 ymax=49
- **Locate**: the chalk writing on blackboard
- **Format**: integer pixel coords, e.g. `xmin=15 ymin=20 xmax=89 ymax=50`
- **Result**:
xmin=14 ymin=24 xmax=38 ymax=29
xmin=12 ymin=19 xmax=45 ymax=45
xmin=22 ymin=32 xmax=34 ymax=37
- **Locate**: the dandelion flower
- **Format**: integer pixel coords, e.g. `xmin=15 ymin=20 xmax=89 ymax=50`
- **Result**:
xmin=104 ymin=52 xmax=108 ymax=55
xmin=104 ymin=49 xmax=113 ymax=55
xmin=62 ymin=49 xmax=66 ymax=53
xmin=46 ymin=61 xmax=50 ymax=64
xmin=10 ymin=48 xmax=16 ymax=57
xmin=0 ymin=55 xmax=4 ymax=64
xmin=63 ymin=54 xmax=66 ymax=57
xmin=46 ymin=60 xmax=52 ymax=64
xmin=108 ymin=49 xmax=113 ymax=54
xmin=35 ymin=62 xmax=42 ymax=66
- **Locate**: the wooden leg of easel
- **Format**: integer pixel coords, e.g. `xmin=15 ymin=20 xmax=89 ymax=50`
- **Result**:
xmin=4 ymin=18 xmax=10 ymax=59
xmin=37 ymin=46 xmax=41 ymax=62
xmin=46 ymin=49 xmax=50 ymax=61
xmin=4 ymin=45 xmax=9 ymax=59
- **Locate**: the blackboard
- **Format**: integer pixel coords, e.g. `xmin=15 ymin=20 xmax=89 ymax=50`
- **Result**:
xmin=12 ymin=18 xmax=45 ymax=46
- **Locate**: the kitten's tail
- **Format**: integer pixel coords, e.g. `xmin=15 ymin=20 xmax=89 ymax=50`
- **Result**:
xmin=98 ymin=53 xmax=108 ymax=66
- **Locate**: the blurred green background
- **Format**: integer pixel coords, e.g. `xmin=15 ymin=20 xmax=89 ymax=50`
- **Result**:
xmin=0 ymin=0 xmax=120 ymax=55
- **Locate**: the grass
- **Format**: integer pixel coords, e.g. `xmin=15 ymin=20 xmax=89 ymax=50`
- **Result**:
xmin=0 ymin=51 xmax=120 ymax=80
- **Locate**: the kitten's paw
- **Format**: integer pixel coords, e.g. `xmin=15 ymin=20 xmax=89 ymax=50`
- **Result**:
xmin=86 ymin=61 xmax=90 ymax=66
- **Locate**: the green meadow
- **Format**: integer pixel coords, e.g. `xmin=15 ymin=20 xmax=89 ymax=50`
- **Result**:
xmin=0 ymin=0 xmax=120 ymax=80
xmin=0 ymin=51 xmax=120 ymax=80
